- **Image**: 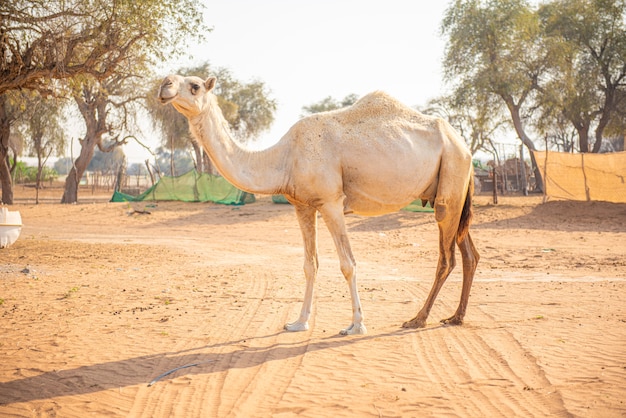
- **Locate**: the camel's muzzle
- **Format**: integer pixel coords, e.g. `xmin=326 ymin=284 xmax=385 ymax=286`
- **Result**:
xmin=158 ymin=94 xmax=175 ymax=104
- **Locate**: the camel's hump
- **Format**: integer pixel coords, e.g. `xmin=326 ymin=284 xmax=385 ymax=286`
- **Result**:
xmin=290 ymin=91 xmax=439 ymax=140
xmin=337 ymin=91 xmax=434 ymax=126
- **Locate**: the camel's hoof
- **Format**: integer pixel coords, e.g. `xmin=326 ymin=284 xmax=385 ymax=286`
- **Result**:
xmin=441 ymin=316 xmax=463 ymax=326
xmin=339 ymin=323 xmax=367 ymax=335
xmin=402 ymin=318 xmax=426 ymax=329
xmin=284 ymin=321 xmax=309 ymax=332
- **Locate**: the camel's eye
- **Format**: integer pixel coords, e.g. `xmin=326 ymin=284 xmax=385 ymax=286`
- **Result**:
xmin=190 ymin=83 xmax=200 ymax=94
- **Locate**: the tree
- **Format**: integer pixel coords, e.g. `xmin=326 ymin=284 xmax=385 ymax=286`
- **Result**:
xmin=301 ymin=94 xmax=359 ymax=117
xmin=88 ymin=147 xmax=126 ymax=173
xmin=0 ymin=92 xmax=29 ymax=203
xmin=146 ymin=63 xmax=277 ymax=175
xmin=538 ymin=0 xmax=626 ymax=152
xmin=423 ymin=92 xmax=508 ymax=156
xmin=54 ymin=157 xmax=73 ymax=175
xmin=441 ymin=0 xmax=626 ymax=161
xmin=153 ymin=147 xmax=194 ymax=176
xmin=61 ymin=73 xmax=137 ymax=203
xmin=18 ymin=93 xmax=66 ymax=203
xmin=442 ymin=0 xmax=558 ymax=191
xmin=0 ymin=0 xmax=208 ymax=203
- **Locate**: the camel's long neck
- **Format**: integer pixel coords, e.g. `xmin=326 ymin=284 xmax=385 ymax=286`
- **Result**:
xmin=187 ymin=99 xmax=289 ymax=195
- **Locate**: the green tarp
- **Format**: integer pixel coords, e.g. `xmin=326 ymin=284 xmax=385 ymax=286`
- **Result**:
xmin=402 ymin=200 xmax=434 ymax=213
xmin=111 ymin=170 xmax=255 ymax=205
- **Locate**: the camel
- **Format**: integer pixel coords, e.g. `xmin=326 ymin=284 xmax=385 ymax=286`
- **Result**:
xmin=158 ymin=74 xmax=479 ymax=335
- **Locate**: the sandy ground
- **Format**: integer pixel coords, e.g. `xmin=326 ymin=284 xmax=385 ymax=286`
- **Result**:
xmin=1 ymin=185 xmax=625 ymax=417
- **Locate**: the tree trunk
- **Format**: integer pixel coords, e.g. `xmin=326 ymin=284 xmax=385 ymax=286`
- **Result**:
xmin=145 ymin=160 xmax=155 ymax=186
xmin=36 ymin=153 xmax=42 ymax=205
xmin=578 ymin=126 xmax=590 ymax=153
xmin=0 ymin=153 xmax=12 ymax=204
xmin=504 ymin=96 xmax=544 ymax=192
xmin=192 ymin=142 xmax=203 ymax=172
xmin=62 ymin=85 xmax=110 ymax=204
xmin=0 ymin=96 xmax=14 ymax=204
xmin=592 ymin=114 xmax=609 ymax=153
xmin=115 ymin=154 xmax=127 ymax=192
xmin=203 ymin=153 xmax=217 ymax=175
xmin=61 ymin=137 xmax=98 ymax=203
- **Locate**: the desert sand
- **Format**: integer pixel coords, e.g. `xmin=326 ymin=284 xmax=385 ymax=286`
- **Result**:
xmin=1 ymin=186 xmax=625 ymax=417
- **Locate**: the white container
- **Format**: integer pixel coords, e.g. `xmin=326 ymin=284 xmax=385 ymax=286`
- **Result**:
xmin=0 ymin=207 xmax=22 ymax=248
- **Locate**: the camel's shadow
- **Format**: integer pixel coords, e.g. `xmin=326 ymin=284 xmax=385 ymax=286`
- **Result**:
xmin=0 ymin=326 xmax=438 ymax=405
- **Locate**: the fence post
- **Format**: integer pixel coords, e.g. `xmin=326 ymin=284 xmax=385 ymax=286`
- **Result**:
xmin=581 ymin=153 xmax=590 ymax=201
xmin=542 ymin=150 xmax=548 ymax=203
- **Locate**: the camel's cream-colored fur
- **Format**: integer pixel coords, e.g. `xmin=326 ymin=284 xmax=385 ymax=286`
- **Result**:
xmin=159 ymin=74 xmax=479 ymax=335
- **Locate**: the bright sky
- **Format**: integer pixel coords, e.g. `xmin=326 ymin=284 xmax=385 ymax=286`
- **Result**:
xmin=124 ymin=0 xmax=452 ymax=161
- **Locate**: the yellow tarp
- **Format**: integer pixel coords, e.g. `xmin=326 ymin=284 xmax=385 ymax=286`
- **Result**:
xmin=533 ymin=151 xmax=626 ymax=203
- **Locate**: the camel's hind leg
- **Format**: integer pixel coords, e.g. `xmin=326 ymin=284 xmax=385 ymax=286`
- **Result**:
xmin=403 ymin=198 xmax=461 ymax=329
xmin=285 ymin=204 xmax=318 ymax=332
xmin=441 ymin=232 xmax=479 ymax=325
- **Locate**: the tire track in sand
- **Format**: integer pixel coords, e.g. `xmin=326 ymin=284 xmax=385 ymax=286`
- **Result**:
xmin=127 ymin=262 xmax=310 ymax=417
xmin=396 ymin=277 xmax=571 ymax=417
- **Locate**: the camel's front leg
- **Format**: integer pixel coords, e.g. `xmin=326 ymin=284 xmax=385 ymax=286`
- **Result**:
xmin=320 ymin=201 xmax=367 ymax=335
xmin=285 ymin=205 xmax=318 ymax=332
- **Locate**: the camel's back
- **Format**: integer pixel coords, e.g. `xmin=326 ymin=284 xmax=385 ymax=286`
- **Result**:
xmin=336 ymin=91 xmax=435 ymax=128
xmin=294 ymin=91 xmax=444 ymax=145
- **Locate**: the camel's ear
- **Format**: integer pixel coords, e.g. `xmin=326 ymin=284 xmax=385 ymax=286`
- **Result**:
xmin=205 ymin=77 xmax=217 ymax=92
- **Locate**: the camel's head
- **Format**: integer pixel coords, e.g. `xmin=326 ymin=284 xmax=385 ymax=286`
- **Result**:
xmin=158 ymin=74 xmax=217 ymax=118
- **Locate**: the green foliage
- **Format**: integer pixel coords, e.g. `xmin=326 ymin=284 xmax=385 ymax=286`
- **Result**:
xmin=88 ymin=147 xmax=126 ymax=174
xmin=128 ymin=163 xmax=149 ymax=176
xmin=54 ymin=157 xmax=74 ymax=175
xmin=209 ymin=66 xmax=277 ymax=140
xmin=16 ymin=92 xmax=67 ymax=160
xmin=422 ymin=94 xmax=507 ymax=156
xmin=153 ymin=147 xmax=195 ymax=176
xmin=0 ymin=0 xmax=209 ymax=94
xmin=146 ymin=62 xmax=277 ymax=150
xmin=441 ymin=0 xmax=626 ymax=154
xmin=301 ymin=94 xmax=359 ymax=117
xmin=538 ymin=0 xmax=626 ymax=151
xmin=12 ymin=161 xmax=58 ymax=184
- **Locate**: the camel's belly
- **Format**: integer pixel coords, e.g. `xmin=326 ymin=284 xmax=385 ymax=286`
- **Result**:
xmin=342 ymin=183 xmax=425 ymax=216
xmin=344 ymin=199 xmax=413 ymax=216
xmin=340 ymin=160 xmax=438 ymax=216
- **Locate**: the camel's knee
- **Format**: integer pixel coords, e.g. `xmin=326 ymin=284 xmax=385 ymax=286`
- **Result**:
xmin=440 ymin=240 xmax=456 ymax=266
xmin=449 ymin=256 xmax=457 ymax=272
xmin=459 ymin=235 xmax=480 ymax=269
xmin=436 ymin=249 xmax=456 ymax=278
xmin=303 ymin=255 xmax=319 ymax=277
xmin=472 ymin=245 xmax=480 ymax=264
xmin=463 ymin=250 xmax=479 ymax=271
xmin=340 ymin=259 xmax=356 ymax=281
xmin=441 ymin=257 xmax=456 ymax=277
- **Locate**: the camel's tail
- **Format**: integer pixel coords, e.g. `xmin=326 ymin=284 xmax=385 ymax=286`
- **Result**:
xmin=456 ymin=171 xmax=474 ymax=244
